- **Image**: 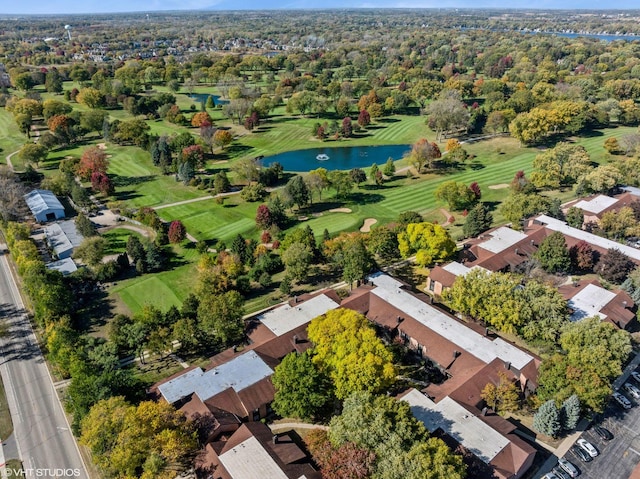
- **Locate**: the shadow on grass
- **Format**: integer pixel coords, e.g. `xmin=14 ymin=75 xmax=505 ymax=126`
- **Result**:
xmin=113 ymin=190 xmax=143 ymax=202
xmin=216 ymin=144 xmax=254 ymax=160
xmin=74 ymin=288 xmax=116 ymax=335
xmin=347 ymin=191 xmax=384 ymax=205
xmin=111 ymin=174 xmax=156 ymax=187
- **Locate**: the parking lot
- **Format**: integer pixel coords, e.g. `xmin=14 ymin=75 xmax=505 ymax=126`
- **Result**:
xmin=561 ymin=394 xmax=640 ymax=478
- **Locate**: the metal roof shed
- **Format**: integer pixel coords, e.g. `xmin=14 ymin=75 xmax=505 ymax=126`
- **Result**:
xmin=23 ymin=189 xmax=65 ymax=223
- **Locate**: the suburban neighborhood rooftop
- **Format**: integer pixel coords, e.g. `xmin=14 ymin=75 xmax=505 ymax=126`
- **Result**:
xmin=218 ymin=435 xmax=291 ymax=479
xmin=573 ymin=195 xmax=619 ymax=214
xmin=477 ymin=227 xmax=529 ymax=254
xmin=158 ymin=350 xmax=273 ymax=404
xmin=534 ymin=214 xmax=640 ymax=262
xmin=369 ymin=273 xmax=535 ymax=370
xmin=403 ymin=389 xmax=510 ymax=464
xmin=568 ymin=283 xmax=617 ymax=321
xmin=258 ymin=293 xmax=339 ymax=337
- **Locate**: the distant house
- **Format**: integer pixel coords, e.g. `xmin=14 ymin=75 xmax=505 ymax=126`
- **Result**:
xmin=198 ymin=422 xmax=321 ymax=479
xmin=564 ymin=192 xmax=639 ymax=226
xmin=24 ymin=189 xmax=65 ymax=223
xmin=44 ymin=220 xmax=83 ymax=260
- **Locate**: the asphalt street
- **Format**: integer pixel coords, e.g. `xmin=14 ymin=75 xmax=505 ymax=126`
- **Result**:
xmin=0 ymin=248 xmax=88 ymax=479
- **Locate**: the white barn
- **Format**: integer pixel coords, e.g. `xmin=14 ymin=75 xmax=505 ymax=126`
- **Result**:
xmin=24 ymin=190 xmax=65 ymax=223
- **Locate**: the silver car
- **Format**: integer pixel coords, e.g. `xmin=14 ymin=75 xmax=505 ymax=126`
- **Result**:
xmin=624 ymin=382 xmax=640 ymax=399
xmin=558 ymin=458 xmax=579 ymax=478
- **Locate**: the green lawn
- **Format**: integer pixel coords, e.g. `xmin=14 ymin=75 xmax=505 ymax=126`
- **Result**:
xmin=0 ymin=109 xmax=27 ymax=167
xmin=109 ymin=243 xmax=199 ymax=315
xmin=102 ymin=228 xmax=143 ymax=255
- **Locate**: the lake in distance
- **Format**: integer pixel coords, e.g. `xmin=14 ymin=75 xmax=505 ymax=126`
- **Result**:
xmin=261 ymin=144 xmax=412 ymax=172
xmin=188 ymin=93 xmax=228 ymax=105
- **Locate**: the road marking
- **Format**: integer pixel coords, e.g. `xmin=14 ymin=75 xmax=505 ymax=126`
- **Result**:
xmin=629 ymin=447 xmax=640 ymax=456
xmin=622 ymin=424 xmax=637 ymax=434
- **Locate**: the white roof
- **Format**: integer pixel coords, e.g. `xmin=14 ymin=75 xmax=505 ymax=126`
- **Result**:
xmin=158 ymin=350 xmax=273 ymax=404
xmin=44 ymin=223 xmax=73 ymax=256
xmin=403 ymin=389 xmax=509 ymax=463
xmin=259 ymin=294 xmax=339 ymax=336
xmin=23 ymin=189 xmax=64 ymax=216
xmin=479 ymin=227 xmax=528 ymax=254
xmin=568 ymin=283 xmax=616 ymax=321
xmin=535 ymin=215 xmax=640 ymax=262
xmin=45 ymin=258 xmax=77 ymax=276
xmin=573 ymin=195 xmax=618 ymax=214
xmin=219 ymin=435 xmax=289 ymax=479
xmin=442 ymin=261 xmax=471 ymax=276
xmin=369 ymin=273 xmax=535 ymax=370
xmin=622 ymin=186 xmax=640 ymax=197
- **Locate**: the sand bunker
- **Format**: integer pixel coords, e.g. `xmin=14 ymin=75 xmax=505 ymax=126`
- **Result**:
xmin=360 ymin=218 xmax=378 ymax=233
xmin=488 ymin=183 xmax=509 ymax=190
xmin=97 ymin=143 xmax=107 ymax=150
xmin=329 ymin=207 xmax=352 ymax=213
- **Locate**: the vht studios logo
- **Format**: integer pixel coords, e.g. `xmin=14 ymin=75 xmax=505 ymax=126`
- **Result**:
xmin=6 ymin=468 xmax=82 ymax=477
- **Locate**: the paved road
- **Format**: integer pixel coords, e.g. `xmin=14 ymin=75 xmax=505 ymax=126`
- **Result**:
xmin=0 ymin=247 xmax=88 ymax=479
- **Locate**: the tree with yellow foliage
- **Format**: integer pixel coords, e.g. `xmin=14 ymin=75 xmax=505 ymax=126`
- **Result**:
xmin=308 ymin=309 xmax=396 ymax=399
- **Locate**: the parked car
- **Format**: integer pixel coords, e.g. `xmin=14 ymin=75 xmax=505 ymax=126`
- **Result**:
xmin=542 ymin=473 xmax=559 ymax=479
xmin=593 ymin=425 xmax=613 ymax=441
xmin=624 ymin=382 xmax=640 ymax=399
xmin=613 ymin=391 xmax=632 ymax=409
xmin=577 ymin=438 xmax=598 ymax=457
xmin=631 ymin=371 xmax=640 ymax=383
xmin=571 ymin=446 xmax=592 ymax=463
xmin=558 ymin=457 xmax=579 ymax=477
xmin=552 ymin=467 xmax=571 ymax=479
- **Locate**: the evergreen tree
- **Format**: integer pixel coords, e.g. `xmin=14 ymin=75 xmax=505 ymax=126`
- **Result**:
xmin=463 ymin=203 xmax=493 ymax=238
xmin=230 ymin=234 xmax=248 ymax=263
xmin=533 ymin=400 xmax=562 ymax=437
xmin=383 ymin=157 xmax=396 ymax=177
xmin=560 ymin=394 xmax=581 ymax=431
xmin=178 ymin=161 xmax=195 ymax=184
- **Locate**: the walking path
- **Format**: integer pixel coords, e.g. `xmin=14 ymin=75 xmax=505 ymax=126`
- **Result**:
xmin=269 ymin=422 xmax=329 ymax=432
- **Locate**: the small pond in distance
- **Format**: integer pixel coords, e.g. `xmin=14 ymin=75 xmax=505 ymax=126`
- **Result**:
xmin=262 ymin=144 xmax=411 ymax=172
xmin=187 ymin=93 xmax=228 ymax=106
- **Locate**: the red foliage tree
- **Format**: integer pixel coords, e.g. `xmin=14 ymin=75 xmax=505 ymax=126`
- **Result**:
xmin=342 ymin=117 xmax=353 ymax=138
xmin=316 ymin=125 xmax=326 ymax=140
xmin=90 ymin=171 xmax=114 ymax=195
xmin=168 ymin=220 xmax=187 ymax=244
xmin=244 ymin=111 xmax=260 ymax=131
xmin=181 ymin=144 xmax=205 ymax=169
xmin=569 ymin=240 xmax=596 ymax=272
xmin=469 ymin=181 xmax=482 ymax=200
xmin=78 ymin=146 xmax=109 ymax=181
xmin=357 ymin=110 xmax=371 ymax=128
xmin=260 ymin=230 xmax=272 ymax=244
xmin=255 ymin=204 xmax=273 ymax=230
xmin=305 ymin=430 xmax=375 ymax=479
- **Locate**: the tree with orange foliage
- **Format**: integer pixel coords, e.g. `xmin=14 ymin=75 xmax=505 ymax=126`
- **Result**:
xmin=77 ymin=147 xmax=109 ymax=181
xmin=191 ymin=111 xmax=212 ymax=128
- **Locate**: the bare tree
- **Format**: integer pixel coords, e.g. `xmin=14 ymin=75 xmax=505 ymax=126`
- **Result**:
xmin=0 ymin=169 xmax=27 ymax=222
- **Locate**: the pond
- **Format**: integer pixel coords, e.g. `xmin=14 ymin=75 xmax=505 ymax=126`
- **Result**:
xmin=187 ymin=93 xmax=228 ymax=106
xmin=262 ymin=144 xmax=411 ymax=172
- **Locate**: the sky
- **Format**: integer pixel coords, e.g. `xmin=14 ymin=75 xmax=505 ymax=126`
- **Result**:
xmin=1 ymin=0 xmax=638 ymax=14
